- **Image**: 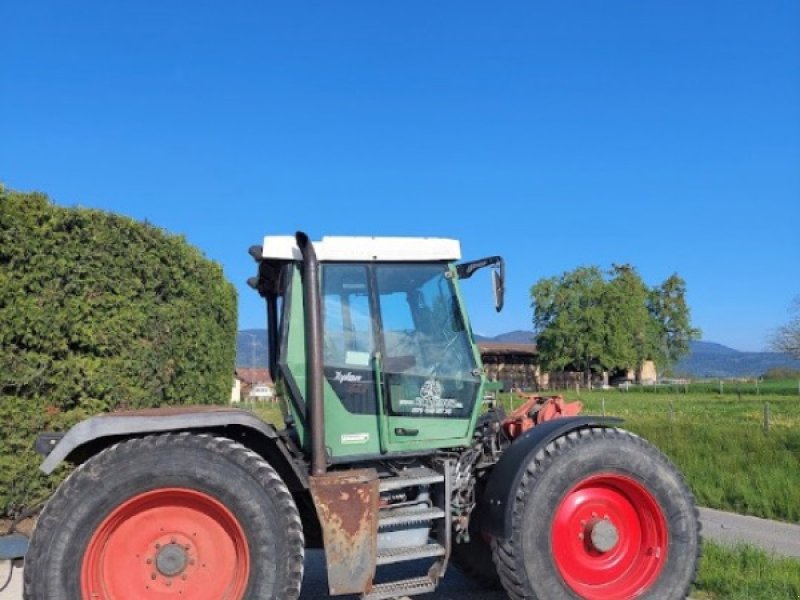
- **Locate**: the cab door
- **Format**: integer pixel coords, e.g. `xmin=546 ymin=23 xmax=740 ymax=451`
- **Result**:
xmin=319 ymin=264 xmax=382 ymax=457
xmin=373 ymin=264 xmax=481 ymax=452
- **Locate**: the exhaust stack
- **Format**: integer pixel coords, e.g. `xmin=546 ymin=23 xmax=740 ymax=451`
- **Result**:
xmin=295 ymin=232 xmax=327 ymax=476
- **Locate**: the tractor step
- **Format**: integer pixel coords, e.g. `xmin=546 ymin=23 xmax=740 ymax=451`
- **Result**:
xmin=378 ymin=506 xmax=446 ymax=527
xmin=362 ymin=575 xmax=438 ymax=600
xmin=379 ymin=466 xmax=444 ymax=492
xmin=376 ymin=542 xmax=446 ymax=565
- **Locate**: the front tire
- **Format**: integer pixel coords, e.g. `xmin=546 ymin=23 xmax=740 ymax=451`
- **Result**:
xmin=493 ymin=427 xmax=699 ymax=600
xmin=24 ymin=433 xmax=305 ymax=600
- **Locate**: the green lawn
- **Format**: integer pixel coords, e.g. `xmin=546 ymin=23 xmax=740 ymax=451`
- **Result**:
xmin=694 ymin=542 xmax=800 ymax=600
xmin=247 ymin=401 xmax=284 ymax=426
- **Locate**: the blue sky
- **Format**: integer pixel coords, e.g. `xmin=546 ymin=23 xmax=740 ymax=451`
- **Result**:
xmin=2 ymin=1 xmax=798 ymax=351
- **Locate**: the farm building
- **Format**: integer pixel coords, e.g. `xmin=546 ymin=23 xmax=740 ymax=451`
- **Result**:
xmin=478 ymin=342 xmax=657 ymax=391
xmin=478 ymin=343 xmax=540 ymax=391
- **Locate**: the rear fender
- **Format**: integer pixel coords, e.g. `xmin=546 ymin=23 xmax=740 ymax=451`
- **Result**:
xmin=37 ymin=406 xmax=309 ymax=489
xmin=477 ymin=416 xmax=622 ymax=539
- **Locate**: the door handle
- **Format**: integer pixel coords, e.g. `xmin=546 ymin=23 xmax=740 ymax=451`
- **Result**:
xmin=394 ymin=427 xmax=419 ymax=436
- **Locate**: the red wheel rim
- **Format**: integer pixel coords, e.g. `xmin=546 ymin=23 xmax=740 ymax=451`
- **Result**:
xmin=551 ymin=474 xmax=667 ymax=600
xmin=81 ymin=488 xmax=249 ymax=600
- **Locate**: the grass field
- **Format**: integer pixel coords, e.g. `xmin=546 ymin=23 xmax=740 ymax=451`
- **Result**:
xmin=695 ymin=542 xmax=800 ymax=599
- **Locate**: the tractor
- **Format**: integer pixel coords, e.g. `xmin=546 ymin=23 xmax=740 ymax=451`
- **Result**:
xmin=25 ymin=233 xmax=700 ymax=599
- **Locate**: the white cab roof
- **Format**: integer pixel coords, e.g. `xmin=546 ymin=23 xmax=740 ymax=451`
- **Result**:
xmin=261 ymin=236 xmax=461 ymax=262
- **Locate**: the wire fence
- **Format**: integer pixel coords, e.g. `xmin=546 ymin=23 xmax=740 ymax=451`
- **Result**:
xmin=609 ymin=379 xmax=800 ymax=397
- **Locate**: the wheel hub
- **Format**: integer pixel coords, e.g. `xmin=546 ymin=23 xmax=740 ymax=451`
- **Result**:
xmin=551 ymin=474 xmax=668 ymax=600
xmin=587 ymin=518 xmax=619 ymax=553
xmin=155 ymin=543 xmax=188 ymax=577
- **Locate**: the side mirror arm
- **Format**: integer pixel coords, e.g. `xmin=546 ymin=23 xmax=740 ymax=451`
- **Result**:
xmin=456 ymin=256 xmax=504 ymax=279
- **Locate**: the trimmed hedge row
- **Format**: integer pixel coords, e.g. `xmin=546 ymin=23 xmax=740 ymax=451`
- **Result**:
xmin=0 ymin=186 xmax=238 ymax=516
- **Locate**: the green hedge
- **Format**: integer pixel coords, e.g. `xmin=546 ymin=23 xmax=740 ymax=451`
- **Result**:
xmin=0 ymin=186 xmax=237 ymax=516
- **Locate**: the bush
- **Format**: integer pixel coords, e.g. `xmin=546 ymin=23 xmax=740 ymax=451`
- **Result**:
xmin=0 ymin=186 xmax=238 ymax=516
xmin=763 ymin=367 xmax=800 ymax=380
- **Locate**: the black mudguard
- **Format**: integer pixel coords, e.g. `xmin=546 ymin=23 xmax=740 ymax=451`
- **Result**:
xmin=36 ymin=406 xmax=308 ymax=488
xmin=478 ymin=416 xmax=622 ymax=540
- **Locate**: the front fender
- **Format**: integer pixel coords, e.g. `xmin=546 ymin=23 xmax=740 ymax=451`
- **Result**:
xmin=39 ymin=406 xmax=281 ymax=474
xmin=478 ymin=416 xmax=622 ymax=540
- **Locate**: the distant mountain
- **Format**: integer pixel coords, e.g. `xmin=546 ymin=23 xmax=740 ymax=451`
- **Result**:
xmin=474 ymin=330 xmax=535 ymax=344
xmin=674 ymin=341 xmax=800 ymax=378
xmin=683 ymin=341 xmax=740 ymax=356
xmin=490 ymin=330 xmax=537 ymax=344
xmin=235 ymin=329 xmax=800 ymax=377
xmin=236 ymin=329 xmax=269 ymax=368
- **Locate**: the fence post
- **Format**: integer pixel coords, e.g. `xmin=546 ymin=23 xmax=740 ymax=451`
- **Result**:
xmin=719 ymin=380 xmax=723 ymax=395
xmin=763 ymin=402 xmax=770 ymax=433
xmin=602 ymin=397 xmax=606 ymax=417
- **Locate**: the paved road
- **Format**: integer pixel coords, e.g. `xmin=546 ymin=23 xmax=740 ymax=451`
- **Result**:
xmin=699 ymin=507 xmax=800 ymax=558
xmin=3 ymin=509 xmax=798 ymax=600
xmin=0 ymin=554 xmax=504 ymax=600
xmin=0 ymin=561 xmax=22 ymax=600
xmin=299 ymin=551 xmax=505 ymax=600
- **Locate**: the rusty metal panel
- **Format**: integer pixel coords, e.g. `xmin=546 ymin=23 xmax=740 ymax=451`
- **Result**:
xmin=309 ymin=469 xmax=379 ymax=596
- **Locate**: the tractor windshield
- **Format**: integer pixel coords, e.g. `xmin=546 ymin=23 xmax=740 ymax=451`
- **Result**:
xmin=321 ymin=262 xmax=479 ymax=419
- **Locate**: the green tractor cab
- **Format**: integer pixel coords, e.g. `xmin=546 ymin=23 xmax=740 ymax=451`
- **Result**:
xmin=250 ymin=234 xmax=499 ymax=461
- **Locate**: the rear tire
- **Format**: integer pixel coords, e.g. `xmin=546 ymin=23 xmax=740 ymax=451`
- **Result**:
xmin=452 ymin=531 xmax=503 ymax=589
xmin=492 ymin=427 xmax=699 ymax=600
xmin=24 ymin=433 xmax=305 ymax=600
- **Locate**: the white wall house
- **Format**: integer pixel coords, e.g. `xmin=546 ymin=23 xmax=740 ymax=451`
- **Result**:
xmin=231 ymin=377 xmax=242 ymax=404
xmin=248 ymin=383 xmax=275 ymax=401
xmin=233 ymin=368 xmax=276 ymax=403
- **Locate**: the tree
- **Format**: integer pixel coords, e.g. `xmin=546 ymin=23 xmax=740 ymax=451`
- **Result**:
xmin=771 ymin=297 xmax=800 ymax=359
xmin=531 ymin=265 xmax=699 ymax=384
xmin=648 ymin=274 xmax=701 ymax=364
xmin=0 ymin=186 xmax=238 ymax=515
xmin=532 ymin=267 xmax=607 ymax=384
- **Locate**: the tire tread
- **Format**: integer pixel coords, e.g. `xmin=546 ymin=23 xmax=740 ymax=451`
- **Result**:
xmin=24 ymin=432 xmax=305 ymax=600
xmin=491 ymin=427 xmax=700 ymax=600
